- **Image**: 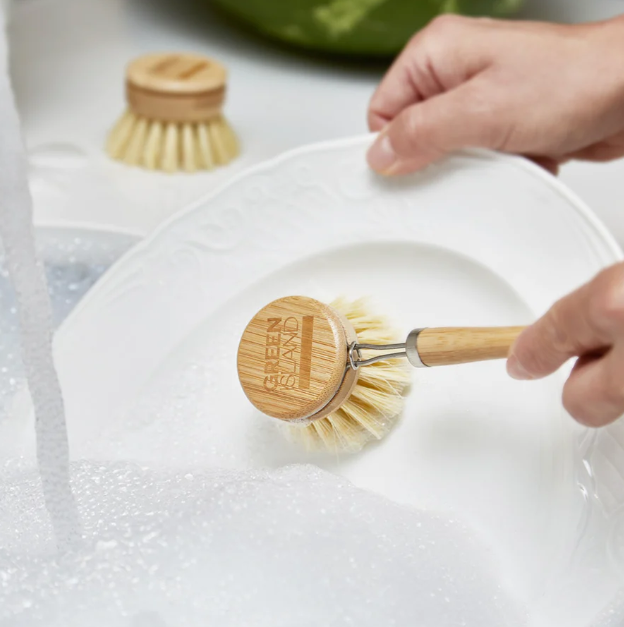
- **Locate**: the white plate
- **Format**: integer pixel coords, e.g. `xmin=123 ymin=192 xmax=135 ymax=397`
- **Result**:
xmin=7 ymin=135 xmax=624 ymax=626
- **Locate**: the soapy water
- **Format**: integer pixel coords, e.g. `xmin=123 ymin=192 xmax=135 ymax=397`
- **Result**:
xmin=591 ymin=588 xmax=624 ymax=627
xmin=0 ymin=221 xmax=138 ymax=551
xmin=0 ymin=228 xmax=139 ymax=424
xmin=0 ymin=462 xmax=526 ymax=627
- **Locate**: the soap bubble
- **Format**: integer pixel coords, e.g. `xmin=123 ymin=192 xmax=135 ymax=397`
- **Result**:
xmin=0 ymin=462 xmax=525 ymax=627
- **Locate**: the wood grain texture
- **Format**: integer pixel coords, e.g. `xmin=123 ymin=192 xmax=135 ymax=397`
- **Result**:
xmin=125 ymin=53 xmax=227 ymax=123
xmin=237 ymin=296 xmax=358 ymax=422
xmin=416 ymin=327 xmax=526 ymax=366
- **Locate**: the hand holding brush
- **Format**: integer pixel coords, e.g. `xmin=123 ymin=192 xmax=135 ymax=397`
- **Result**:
xmin=237 ymin=264 xmax=624 ymax=452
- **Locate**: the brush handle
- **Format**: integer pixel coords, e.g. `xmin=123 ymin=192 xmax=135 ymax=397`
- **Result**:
xmin=409 ymin=327 xmax=527 ymax=367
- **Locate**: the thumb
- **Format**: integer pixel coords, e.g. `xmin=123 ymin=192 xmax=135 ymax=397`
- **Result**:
xmin=506 ymin=265 xmax=624 ymax=381
xmin=367 ymin=79 xmax=508 ymax=175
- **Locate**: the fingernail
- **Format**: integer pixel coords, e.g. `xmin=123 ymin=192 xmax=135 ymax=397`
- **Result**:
xmin=507 ymin=355 xmax=532 ymax=380
xmin=367 ymin=134 xmax=397 ymax=174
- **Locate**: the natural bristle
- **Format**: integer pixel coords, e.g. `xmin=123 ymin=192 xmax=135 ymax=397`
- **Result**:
xmin=283 ymin=298 xmax=412 ymax=453
xmin=106 ymin=109 xmax=239 ymax=173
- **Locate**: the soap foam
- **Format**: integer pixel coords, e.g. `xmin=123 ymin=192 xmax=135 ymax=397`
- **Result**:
xmin=0 ymin=462 xmax=526 ymax=627
xmin=590 ymin=588 xmax=624 ymax=627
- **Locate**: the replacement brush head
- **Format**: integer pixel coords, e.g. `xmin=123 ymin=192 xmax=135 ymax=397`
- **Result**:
xmin=106 ymin=52 xmax=239 ymax=172
xmin=237 ymin=296 xmax=411 ymax=452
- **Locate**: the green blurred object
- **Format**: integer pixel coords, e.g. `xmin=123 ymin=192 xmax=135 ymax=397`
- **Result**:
xmin=211 ymin=0 xmax=525 ymax=56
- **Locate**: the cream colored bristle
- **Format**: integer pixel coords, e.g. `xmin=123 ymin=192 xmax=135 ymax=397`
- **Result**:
xmin=181 ymin=123 xmax=196 ymax=172
xmin=105 ymin=110 xmax=239 ymax=173
xmin=162 ymin=122 xmax=179 ymax=173
xmin=282 ymin=298 xmax=412 ymax=453
xmin=143 ymin=121 xmax=163 ymax=170
xmin=105 ymin=109 xmax=136 ymax=160
xmin=197 ymin=123 xmax=215 ymax=170
xmin=124 ymin=116 xmax=148 ymax=165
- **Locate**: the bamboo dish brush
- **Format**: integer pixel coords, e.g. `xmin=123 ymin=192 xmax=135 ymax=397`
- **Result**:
xmin=106 ymin=52 xmax=239 ymax=173
xmin=237 ymin=296 xmax=526 ymax=452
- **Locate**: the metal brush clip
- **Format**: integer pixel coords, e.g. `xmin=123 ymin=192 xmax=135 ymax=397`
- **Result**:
xmin=348 ymin=329 xmax=427 ymax=370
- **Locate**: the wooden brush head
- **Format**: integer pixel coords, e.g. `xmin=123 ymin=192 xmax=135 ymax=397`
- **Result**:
xmin=125 ymin=52 xmax=227 ymax=123
xmin=237 ymin=296 xmax=359 ymax=423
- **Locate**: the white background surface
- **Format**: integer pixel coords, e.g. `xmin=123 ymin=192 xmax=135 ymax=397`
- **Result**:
xmin=5 ymin=0 xmax=624 ymax=242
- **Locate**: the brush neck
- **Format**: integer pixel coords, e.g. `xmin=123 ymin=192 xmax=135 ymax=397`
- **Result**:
xmin=126 ymin=82 xmax=225 ymax=123
xmin=125 ymin=52 xmax=227 ymax=123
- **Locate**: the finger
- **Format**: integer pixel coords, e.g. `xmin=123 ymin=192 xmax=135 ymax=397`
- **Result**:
xmin=566 ymin=139 xmax=624 ymax=163
xmin=368 ymin=15 xmax=491 ymax=132
xmin=368 ymin=56 xmax=420 ymax=132
xmin=367 ymin=77 xmax=510 ymax=174
xmin=369 ymin=109 xmax=391 ymax=133
xmin=524 ymin=155 xmax=560 ymax=176
xmin=508 ymin=263 xmax=624 ymax=380
xmin=562 ymin=344 xmax=624 ymax=427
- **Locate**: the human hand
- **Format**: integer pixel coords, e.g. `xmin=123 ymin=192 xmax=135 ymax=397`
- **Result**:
xmin=507 ymin=263 xmax=624 ymax=427
xmin=367 ymin=15 xmax=624 ymax=176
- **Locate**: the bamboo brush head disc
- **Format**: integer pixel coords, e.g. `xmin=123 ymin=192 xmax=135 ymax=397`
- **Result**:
xmin=126 ymin=52 xmax=227 ymax=123
xmin=237 ymin=296 xmax=359 ymax=424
